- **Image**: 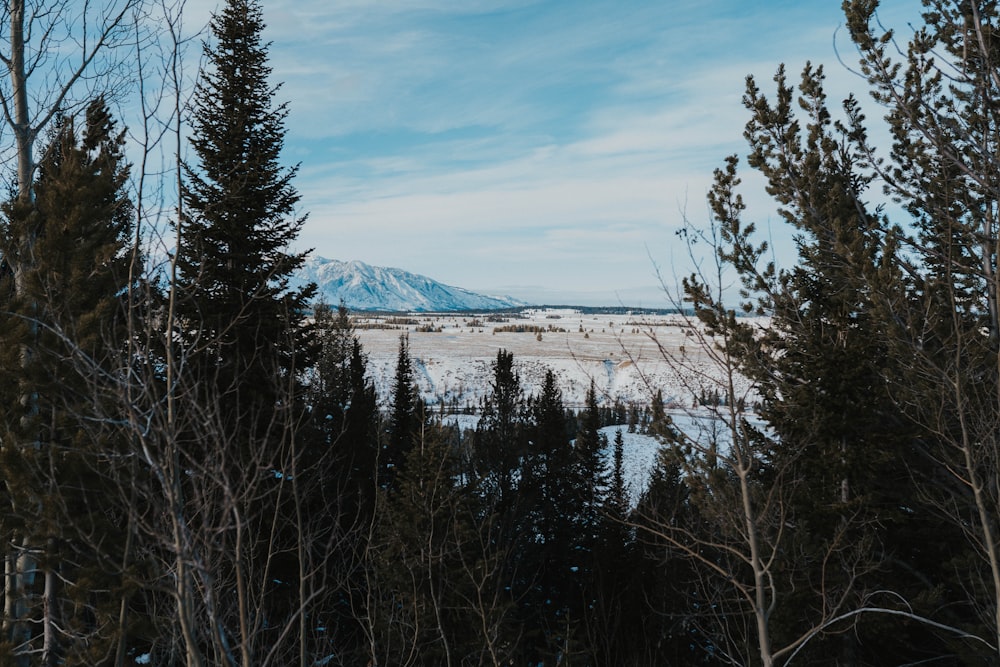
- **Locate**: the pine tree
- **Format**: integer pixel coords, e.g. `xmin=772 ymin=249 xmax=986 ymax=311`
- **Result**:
xmin=470 ymin=349 xmax=527 ymax=516
xmin=586 ymin=427 xmax=637 ymax=665
xmin=678 ymin=62 xmax=935 ymax=663
xmin=177 ymin=0 xmax=315 ymax=424
xmin=371 ymin=421 xmax=509 ymax=666
xmin=385 ymin=334 xmax=420 ymax=488
xmin=575 ymin=381 xmax=609 ymax=541
xmin=308 ymin=302 xmax=379 ymax=520
xmin=516 ymin=368 xmax=591 ymax=662
xmin=606 ymin=429 xmax=629 ymax=526
xmin=842 ymin=2 xmax=1000 ymax=658
xmin=169 ymin=0 xmax=317 ymax=660
xmin=629 ymin=448 xmax=710 ymax=664
xmin=0 ymin=97 xmax=137 ymax=665
xmin=304 ymin=303 xmax=380 ymax=658
xmin=674 ymin=5 xmax=991 ymax=660
xmin=648 ymin=388 xmax=666 ymax=435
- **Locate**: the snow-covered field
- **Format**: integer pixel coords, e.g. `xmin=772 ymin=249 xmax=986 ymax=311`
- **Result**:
xmin=354 ymin=308 xmax=763 ymax=499
xmin=355 ymin=308 xmax=756 ymax=410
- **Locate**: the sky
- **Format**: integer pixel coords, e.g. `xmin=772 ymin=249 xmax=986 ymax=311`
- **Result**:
xmin=187 ymin=0 xmax=919 ymax=306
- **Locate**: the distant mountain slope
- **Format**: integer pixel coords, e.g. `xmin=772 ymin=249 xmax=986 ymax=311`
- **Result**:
xmin=293 ymin=257 xmax=527 ymax=312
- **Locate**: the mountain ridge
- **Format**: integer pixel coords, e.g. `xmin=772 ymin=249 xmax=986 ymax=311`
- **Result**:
xmin=292 ymin=256 xmax=528 ymax=312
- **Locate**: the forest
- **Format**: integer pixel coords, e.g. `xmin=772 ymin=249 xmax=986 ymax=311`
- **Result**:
xmin=2 ymin=0 xmax=1000 ymax=665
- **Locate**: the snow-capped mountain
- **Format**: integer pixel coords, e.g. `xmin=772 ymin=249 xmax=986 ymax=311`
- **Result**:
xmin=293 ymin=257 xmax=528 ymax=312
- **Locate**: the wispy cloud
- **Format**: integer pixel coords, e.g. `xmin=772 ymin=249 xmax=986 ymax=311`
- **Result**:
xmin=260 ymin=0 xmax=921 ymax=304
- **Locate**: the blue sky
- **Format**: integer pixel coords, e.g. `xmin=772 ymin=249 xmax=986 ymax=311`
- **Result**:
xmin=199 ymin=0 xmax=918 ymax=306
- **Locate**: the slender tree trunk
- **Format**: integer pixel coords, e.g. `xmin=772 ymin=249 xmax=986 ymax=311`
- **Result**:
xmin=6 ymin=5 xmax=36 ymax=661
xmin=2 ymin=547 xmax=12 ymax=637
xmin=113 ymin=496 xmax=136 ymax=667
xmin=9 ymin=0 xmax=33 ymax=207
xmin=740 ymin=464 xmax=773 ymax=667
xmin=41 ymin=552 xmax=55 ymax=667
xmin=234 ymin=503 xmax=252 ymax=667
xmin=291 ymin=435 xmax=308 ymax=667
xmin=167 ymin=126 xmax=203 ymax=667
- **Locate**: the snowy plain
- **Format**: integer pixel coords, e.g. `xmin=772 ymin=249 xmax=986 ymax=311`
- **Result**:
xmin=354 ymin=308 xmax=758 ymax=408
xmin=353 ymin=308 xmax=762 ymax=499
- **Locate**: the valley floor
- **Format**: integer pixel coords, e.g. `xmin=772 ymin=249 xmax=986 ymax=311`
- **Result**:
xmin=354 ymin=308 xmax=758 ymax=409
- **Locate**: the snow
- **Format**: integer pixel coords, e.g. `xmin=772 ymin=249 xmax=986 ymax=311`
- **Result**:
xmin=292 ymin=256 xmax=527 ymax=312
xmin=358 ymin=309 xmax=764 ymax=501
xmin=355 ymin=310 xmax=758 ymax=409
xmin=600 ymin=426 xmax=662 ymax=505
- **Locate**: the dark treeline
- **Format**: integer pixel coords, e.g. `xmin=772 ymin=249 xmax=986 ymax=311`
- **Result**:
xmin=3 ymin=0 xmax=1000 ymax=665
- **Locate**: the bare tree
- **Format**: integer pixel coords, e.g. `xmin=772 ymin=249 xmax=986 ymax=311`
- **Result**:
xmin=629 ymin=213 xmax=988 ymax=664
xmin=0 ymin=0 xmax=139 ymax=279
xmin=0 ymin=2 xmax=142 ymax=662
xmin=631 ymin=285 xmax=850 ymax=665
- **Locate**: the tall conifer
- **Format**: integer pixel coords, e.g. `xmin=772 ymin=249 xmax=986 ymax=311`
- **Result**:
xmin=385 ymin=334 xmax=419 ymax=488
xmin=0 ymin=97 xmax=136 ymax=665
xmin=471 ymin=349 xmax=527 ymax=516
xmin=170 ymin=0 xmax=316 ymax=659
xmin=519 ymin=369 xmax=588 ymax=661
xmin=177 ymin=0 xmax=315 ymax=421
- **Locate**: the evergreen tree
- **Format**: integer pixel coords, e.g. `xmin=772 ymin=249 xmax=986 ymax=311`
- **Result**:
xmin=304 ymin=302 xmax=380 ymax=657
xmin=370 ymin=421 xmax=515 ymax=666
xmin=168 ymin=0 xmax=317 ymax=660
xmin=517 ymin=369 xmax=590 ymax=662
xmin=385 ymin=334 xmax=420 ymax=488
xmin=698 ymin=64 xmax=923 ymax=662
xmin=575 ymin=381 xmax=609 ymax=542
xmin=587 ymin=427 xmax=636 ymax=665
xmin=0 ymin=97 xmax=138 ymax=664
xmin=629 ymin=448 xmax=715 ymax=665
xmin=673 ymin=4 xmax=993 ymax=660
xmin=606 ymin=428 xmax=629 ymax=528
xmin=842 ymin=1 xmax=1000 ymax=658
xmin=308 ymin=302 xmax=379 ymax=521
xmin=470 ymin=349 xmax=527 ymax=516
xmin=177 ymin=0 xmax=315 ymax=423
xmin=648 ymin=388 xmax=666 ymax=436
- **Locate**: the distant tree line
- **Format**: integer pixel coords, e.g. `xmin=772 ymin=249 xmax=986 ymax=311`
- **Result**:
xmin=492 ymin=323 xmax=567 ymax=334
xmin=3 ymin=0 xmax=1000 ymax=665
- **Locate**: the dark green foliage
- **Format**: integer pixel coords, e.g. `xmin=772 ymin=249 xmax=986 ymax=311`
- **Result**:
xmin=647 ymin=388 xmax=667 ymax=436
xmin=470 ymin=349 xmax=527 ymax=518
xmin=586 ymin=428 xmax=634 ymax=665
xmin=703 ymin=63 xmax=918 ymax=661
xmin=664 ymin=2 xmax=1000 ymax=662
xmin=575 ymin=381 xmax=609 ymax=540
xmin=308 ymin=302 xmax=380 ymax=520
xmin=628 ymin=448 xmax=717 ymax=665
xmin=385 ymin=334 xmax=421 ymax=488
xmin=370 ymin=421 xmax=517 ymax=666
xmin=605 ymin=429 xmax=629 ymax=528
xmin=454 ymin=349 xmax=535 ymax=661
xmin=177 ymin=0 xmax=315 ymax=420
xmin=5 ymin=0 xmax=1000 ymax=664
xmin=0 ymin=97 xmax=139 ymax=664
xmin=839 ymin=2 xmax=1000 ymax=658
xmin=168 ymin=0 xmax=318 ymax=660
xmin=517 ymin=369 xmax=590 ymax=661
xmin=302 ymin=302 xmax=381 ymax=657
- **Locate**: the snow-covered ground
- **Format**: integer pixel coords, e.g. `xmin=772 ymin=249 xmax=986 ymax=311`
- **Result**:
xmin=354 ymin=309 xmax=759 ymax=409
xmin=598 ymin=425 xmax=662 ymax=506
xmin=354 ymin=309 xmax=765 ymax=502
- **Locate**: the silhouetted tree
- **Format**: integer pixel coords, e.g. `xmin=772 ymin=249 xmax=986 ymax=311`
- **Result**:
xmin=0 ymin=97 xmax=137 ymax=665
